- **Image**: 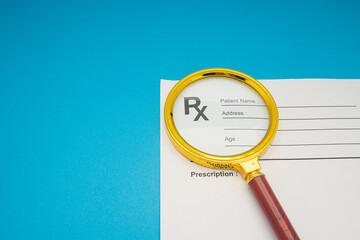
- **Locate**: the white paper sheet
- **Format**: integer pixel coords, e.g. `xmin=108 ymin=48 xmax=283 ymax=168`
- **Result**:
xmin=160 ymin=79 xmax=360 ymax=240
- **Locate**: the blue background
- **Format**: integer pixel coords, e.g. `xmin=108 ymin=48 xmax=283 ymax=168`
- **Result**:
xmin=1 ymin=0 xmax=360 ymax=239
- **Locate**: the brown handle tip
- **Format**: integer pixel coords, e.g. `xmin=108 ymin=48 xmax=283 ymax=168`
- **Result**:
xmin=249 ymin=175 xmax=300 ymax=240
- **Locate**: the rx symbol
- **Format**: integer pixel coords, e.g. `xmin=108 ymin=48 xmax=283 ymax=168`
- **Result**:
xmin=184 ymin=97 xmax=209 ymax=121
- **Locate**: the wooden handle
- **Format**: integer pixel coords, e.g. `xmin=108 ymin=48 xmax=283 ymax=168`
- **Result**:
xmin=248 ymin=175 xmax=299 ymax=240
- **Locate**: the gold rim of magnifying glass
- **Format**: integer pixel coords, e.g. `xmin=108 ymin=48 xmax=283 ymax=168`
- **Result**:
xmin=164 ymin=68 xmax=278 ymax=176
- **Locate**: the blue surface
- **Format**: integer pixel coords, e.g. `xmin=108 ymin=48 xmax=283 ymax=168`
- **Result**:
xmin=1 ymin=0 xmax=360 ymax=239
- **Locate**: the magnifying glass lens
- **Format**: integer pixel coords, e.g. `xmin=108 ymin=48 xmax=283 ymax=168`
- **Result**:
xmin=172 ymin=76 xmax=270 ymax=156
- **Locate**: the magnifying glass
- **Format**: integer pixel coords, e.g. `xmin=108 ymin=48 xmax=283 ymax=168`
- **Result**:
xmin=164 ymin=68 xmax=299 ymax=240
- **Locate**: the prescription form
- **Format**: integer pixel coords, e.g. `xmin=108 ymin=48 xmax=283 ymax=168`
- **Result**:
xmin=160 ymin=79 xmax=360 ymax=240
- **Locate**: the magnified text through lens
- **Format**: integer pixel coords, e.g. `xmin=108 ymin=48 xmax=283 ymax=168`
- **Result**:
xmin=172 ymin=77 xmax=270 ymax=156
